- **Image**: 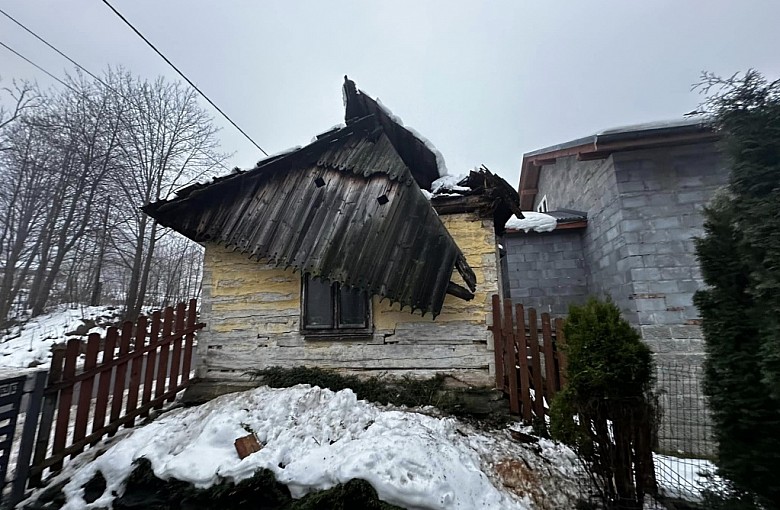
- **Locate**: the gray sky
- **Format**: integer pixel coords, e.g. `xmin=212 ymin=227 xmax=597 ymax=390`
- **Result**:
xmin=2 ymin=0 xmax=779 ymax=186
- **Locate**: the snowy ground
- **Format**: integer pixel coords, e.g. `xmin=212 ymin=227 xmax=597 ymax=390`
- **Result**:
xmin=28 ymin=385 xmax=587 ymax=510
xmin=654 ymin=453 xmax=721 ymax=501
xmin=0 ymin=305 xmax=120 ymax=370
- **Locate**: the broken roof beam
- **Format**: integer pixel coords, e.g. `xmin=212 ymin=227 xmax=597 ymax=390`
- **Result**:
xmin=447 ymin=281 xmax=475 ymax=301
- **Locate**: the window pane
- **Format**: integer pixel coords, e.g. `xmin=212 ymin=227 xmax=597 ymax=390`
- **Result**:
xmin=338 ymin=285 xmax=367 ymax=328
xmin=304 ymin=276 xmax=333 ymax=328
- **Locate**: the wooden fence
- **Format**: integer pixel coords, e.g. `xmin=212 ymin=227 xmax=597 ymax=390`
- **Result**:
xmin=22 ymin=299 xmax=204 ymax=488
xmin=489 ymin=295 xmax=568 ymax=422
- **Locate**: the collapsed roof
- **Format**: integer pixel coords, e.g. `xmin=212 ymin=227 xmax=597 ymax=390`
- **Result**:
xmin=143 ymin=81 xmax=477 ymax=317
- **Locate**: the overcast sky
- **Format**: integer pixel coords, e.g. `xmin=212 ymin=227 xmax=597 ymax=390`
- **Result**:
xmin=2 ymin=1 xmax=779 ymax=186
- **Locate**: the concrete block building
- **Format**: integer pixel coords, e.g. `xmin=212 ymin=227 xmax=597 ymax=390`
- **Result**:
xmin=505 ymin=118 xmax=728 ymax=455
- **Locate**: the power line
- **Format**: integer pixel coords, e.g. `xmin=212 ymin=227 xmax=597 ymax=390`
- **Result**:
xmin=0 ymin=10 xmax=234 ymax=174
xmin=0 ymin=39 xmax=77 ymax=93
xmin=0 ymin=7 xmax=106 ymax=87
xmin=100 ymin=0 xmax=269 ymax=156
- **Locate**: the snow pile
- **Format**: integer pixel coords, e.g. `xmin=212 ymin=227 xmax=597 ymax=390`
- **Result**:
xmin=505 ymin=212 xmax=557 ymax=233
xmin=0 ymin=305 xmax=118 ymax=369
xmin=431 ymin=173 xmax=470 ymax=195
xmin=58 ymin=385 xmax=585 ymax=509
xmin=375 ymin=98 xmax=449 ymax=177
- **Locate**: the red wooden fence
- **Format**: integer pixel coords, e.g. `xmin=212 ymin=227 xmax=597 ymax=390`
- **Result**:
xmin=489 ymin=295 xmax=568 ymax=422
xmin=27 ymin=299 xmax=204 ymax=485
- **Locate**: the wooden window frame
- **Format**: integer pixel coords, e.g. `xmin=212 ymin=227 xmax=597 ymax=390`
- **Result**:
xmin=300 ymin=275 xmax=372 ymax=338
xmin=536 ymin=195 xmax=549 ymax=213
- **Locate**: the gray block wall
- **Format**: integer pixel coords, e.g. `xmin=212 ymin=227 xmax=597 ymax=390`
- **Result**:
xmin=524 ymin=141 xmax=728 ymax=360
xmin=533 ymin=154 xmax=636 ymax=320
xmin=508 ymin=141 xmax=728 ymax=456
xmin=612 ymin=144 xmax=728 ymax=359
xmin=503 ymin=229 xmax=587 ymax=315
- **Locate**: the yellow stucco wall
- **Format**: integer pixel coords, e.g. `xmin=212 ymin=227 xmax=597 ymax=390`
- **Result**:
xmin=372 ymin=212 xmax=498 ymax=329
xmin=197 ymin=211 xmax=498 ymax=385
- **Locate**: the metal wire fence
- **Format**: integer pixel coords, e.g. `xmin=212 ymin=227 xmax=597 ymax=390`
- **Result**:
xmin=653 ymin=360 xmax=718 ymax=503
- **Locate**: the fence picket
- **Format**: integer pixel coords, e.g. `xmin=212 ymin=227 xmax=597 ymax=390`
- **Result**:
xmin=125 ymin=316 xmax=147 ymax=428
xmin=71 ymin=334 xmax=100 ymax=458
xmin=50 ymin=339 xmax=80 ymax=472
xmin=527 ymin=308 xmax=545 ymax=418
xmin=141 ymin=310 xmax=161 ymax=418
xmin=109 ymin=321 xmax=133 ymax=430
xmin=168 ymin=303 xmax=186 ymax=402
xmin=502 ymin=299 xmax=519 ymax=413
xmin=541 ymin=313 xmax=557 ymax=400
xmin=91 ymin=327 xmax=117 ymax=445
xmin=155 ymin=307 xmax=174 ymax=409
xmin=515 ymin=304 xmax=532 ymax=422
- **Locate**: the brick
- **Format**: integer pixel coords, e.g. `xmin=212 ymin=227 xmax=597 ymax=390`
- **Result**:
xmin=659 ymin=267 xmax=693 ymax=280
xmin=646 ymin=280 xmax=680 ymax=294
xmin=635 ymin=297 xmax=667 ymax=312
xmin=631 ymin=267 xmax=662 ymax=281
xmin=640 ymin=325 xmax=673 ymax=340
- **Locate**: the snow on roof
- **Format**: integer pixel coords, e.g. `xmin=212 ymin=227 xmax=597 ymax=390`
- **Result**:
xmin=596 ymin=116 xmax=711 ymax=136
xmin=56 ymin=385 xmax=585 ymax=509
xmin=430 ymin=173 xmax=470 ymax=194
xmin=375 ymin=98 xmax=449 ymax=177
xmin=524 ymin=115 xmax=713 ymax=159
xmin=505 ymin=212 xmax=557 ymax=233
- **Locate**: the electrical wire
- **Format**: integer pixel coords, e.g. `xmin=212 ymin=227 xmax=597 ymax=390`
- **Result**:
xmin=0 ymin=7 xmax=106 ymax=88
xmin=0 ymin=39 xmax=78 ymax=93
xmin=100 ymin=0 xmax=269 ymax=156
xmin=0 ymin=9 xmax=235 ymax=173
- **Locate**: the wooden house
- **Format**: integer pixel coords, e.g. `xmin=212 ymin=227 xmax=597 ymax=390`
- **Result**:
xmin=144 ymin=78 xmax=521 ymax=397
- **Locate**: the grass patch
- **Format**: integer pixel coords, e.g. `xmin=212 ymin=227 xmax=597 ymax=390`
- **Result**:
xmin=247 ymin=366 xmax=448 ymax=409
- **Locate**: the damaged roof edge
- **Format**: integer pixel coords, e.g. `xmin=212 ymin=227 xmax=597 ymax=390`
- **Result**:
xmin=144 ymin=133 xmax=477 ymax=318
xmin=343 ymin=76 xmax=441 ymax=191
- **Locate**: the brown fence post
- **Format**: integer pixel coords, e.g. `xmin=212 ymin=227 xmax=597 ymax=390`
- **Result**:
xmin=50 ymin=339 xmax=80 ymax=473
xmin=125 ymin=315 xmax=147 ymax=428
xmin=141 ymin=310 xmax=161 ymax=418
xmin=91 ymin=327 xmax=117 ymax=444
xmin=108 ymin=321 xmax=133 ymax=433
xmin=541 ymin=313 xmax=557 ymax=401
xmin=71 ymin=334 xmax=100 ymax=458
xmin=515 ymin=304 xmax=532 ymax=422
xmin=503 ymin=299 xmax=519 ymax=413
xmin=155 ymin=307 xmax=174 ymax=409
xmin=490 ymin=295 xmax=504 ymax=390
xmin=168 ymin=303 xmax=186 ymax=402
xmin=527 ymin=308 xmax=545 ymax=418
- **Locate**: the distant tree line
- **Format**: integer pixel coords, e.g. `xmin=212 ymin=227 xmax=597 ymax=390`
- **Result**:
xmin=0 ymin=68 xmax=226 ymax=326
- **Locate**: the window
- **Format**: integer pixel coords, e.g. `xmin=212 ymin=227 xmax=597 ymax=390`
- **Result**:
xmin=302 ymin=275 xmax=370 ymax=332
xmin=536 ymin=195 xmax=549 ymax=213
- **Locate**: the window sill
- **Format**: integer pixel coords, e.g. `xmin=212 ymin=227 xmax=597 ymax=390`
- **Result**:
xmin=302 ymin=330 xmax=374 ymax=341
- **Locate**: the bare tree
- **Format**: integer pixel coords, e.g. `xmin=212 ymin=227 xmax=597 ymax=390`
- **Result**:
xmin=0 ymin=79 xmax=38 ymax=136
xmin=0 ymin=121 xmax=51 ymax=323
xmin=106 ymin=69 xmax=224 ymax=320
xmin=0 ymin=69 xmax=223 ymax=325
xmin=24 ymin=74 xmax=124 ymax=316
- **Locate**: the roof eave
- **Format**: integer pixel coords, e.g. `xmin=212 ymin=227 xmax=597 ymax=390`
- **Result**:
xmin=518 ymin=125 xmax=720 ymax=210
